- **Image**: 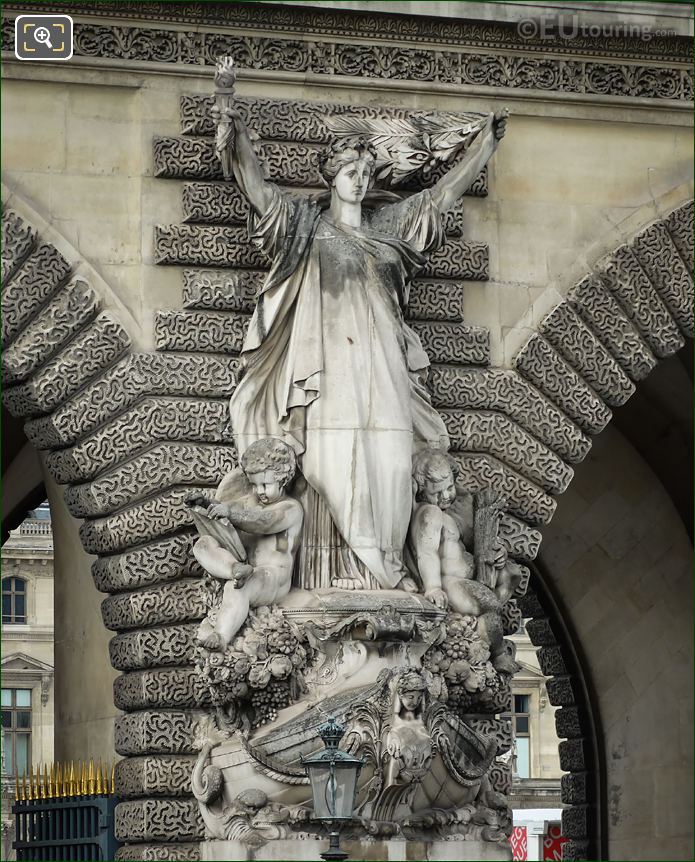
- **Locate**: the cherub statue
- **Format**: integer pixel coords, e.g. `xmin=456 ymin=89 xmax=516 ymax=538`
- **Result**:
xmin=189 ymin=438 xmax=303 ymax=651
xmin=407 ymin=448 xmax=519 ymax=674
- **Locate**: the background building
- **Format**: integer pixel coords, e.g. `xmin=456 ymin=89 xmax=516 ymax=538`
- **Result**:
xmin=1 ymin=1 xmax=692 ymax=858
xmin=510 ymin=624 xmax=564 ymax=860
xmin=1 ymin=503 xmax=54 ymax=861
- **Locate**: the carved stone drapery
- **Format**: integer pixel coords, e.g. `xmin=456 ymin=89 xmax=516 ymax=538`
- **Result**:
xmin=2 ymin=49 xmax=692 ymax=855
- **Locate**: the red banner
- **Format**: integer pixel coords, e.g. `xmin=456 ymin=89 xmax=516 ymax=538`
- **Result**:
xmin=510 ymin=825 xmax=528 ymax=861
xmin=543 ymin=822 xmax=567 ymax=861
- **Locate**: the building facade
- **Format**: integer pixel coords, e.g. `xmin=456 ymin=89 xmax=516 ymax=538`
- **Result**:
xmin=1 ymin=1 xmax=692 ymax=859
xmin=1 ymin=503 xmax=55 ymax=859
xmin=510 ymin=626 xmax=564 ymax=860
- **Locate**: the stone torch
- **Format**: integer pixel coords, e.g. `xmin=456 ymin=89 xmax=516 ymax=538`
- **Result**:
xmin=213 ymin=55 xmax=237 ymax=180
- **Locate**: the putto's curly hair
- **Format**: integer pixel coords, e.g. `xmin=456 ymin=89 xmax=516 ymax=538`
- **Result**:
xmin=412 ymin=448 xmax=459 ymax=491
xmin=318 ymin=137 xmax=378 ymax=187
xmin=240 ymin=438 xmax=297 ymax=489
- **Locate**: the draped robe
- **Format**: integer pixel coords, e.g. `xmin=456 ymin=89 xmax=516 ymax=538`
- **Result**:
xmin=230 ymin=185 xmax=449 ymax=589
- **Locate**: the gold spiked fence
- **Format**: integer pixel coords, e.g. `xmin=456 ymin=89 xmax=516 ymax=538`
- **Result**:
xmin=14 ymin=759 xmax=116 ymax=801
xmin=12 ymin=760 xmax=119 ymax=861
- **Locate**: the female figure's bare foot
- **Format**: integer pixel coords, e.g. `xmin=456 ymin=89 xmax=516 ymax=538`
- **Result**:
xmin=398 ymin=575 xmax=419 ymax=594
xmin=331 ymin=577 xmax=361 ymax=590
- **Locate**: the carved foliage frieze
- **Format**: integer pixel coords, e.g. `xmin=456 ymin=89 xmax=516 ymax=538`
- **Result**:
xmin=4 ymin=2 xmax=691 ymax=63
xmin=2 ymin=17 xmax=690 ymax=100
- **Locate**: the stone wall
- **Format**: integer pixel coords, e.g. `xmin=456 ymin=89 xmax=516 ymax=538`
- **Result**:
xmin=1 ymin=2 xmax=692 ymax=859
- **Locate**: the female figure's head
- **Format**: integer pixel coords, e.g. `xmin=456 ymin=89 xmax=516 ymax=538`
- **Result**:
xmin=319 ymin=138 xmax=377 ymax=204
xmin=395 ymin=669 xmax=428 ymax=716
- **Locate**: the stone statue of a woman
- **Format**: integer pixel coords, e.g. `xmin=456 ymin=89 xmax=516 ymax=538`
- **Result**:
xmin=215 ymin=100 xmax=507 ymax=593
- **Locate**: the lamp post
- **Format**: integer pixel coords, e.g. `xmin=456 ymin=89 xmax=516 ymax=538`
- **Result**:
xmin=302 ymin=716 xmax=364 ymax=862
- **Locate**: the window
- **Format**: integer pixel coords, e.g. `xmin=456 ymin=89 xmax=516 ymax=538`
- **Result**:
xmin=2 ymin=577 xmax=27 ymax=624
xmin=1 ymin=688 xmax=32 ymax=776
xmin=513 ymin=693 xmax=531 ymax=778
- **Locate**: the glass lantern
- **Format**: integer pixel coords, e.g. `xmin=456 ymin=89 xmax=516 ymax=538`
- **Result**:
xmin=302 ymin=716 xmax=364 ymax=861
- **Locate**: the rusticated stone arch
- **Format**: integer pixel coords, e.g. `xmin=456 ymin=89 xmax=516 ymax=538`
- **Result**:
xmin=2 ymin=130 xmax=692 ymax=860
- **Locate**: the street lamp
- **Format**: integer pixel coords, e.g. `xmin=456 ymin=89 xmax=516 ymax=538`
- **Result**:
xmin=302 ymin=716 xmax=364 ymax=861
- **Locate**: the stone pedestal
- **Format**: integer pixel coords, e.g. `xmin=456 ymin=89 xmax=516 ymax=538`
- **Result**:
xmin=201 ymin=837 xmax=512 ymax=861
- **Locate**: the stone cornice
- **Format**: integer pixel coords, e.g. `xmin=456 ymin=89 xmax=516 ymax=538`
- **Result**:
xmin=1 ymin=14 xmax=692 ymax=104
xmin=1 ymin=629 xmax=55 ymax=641
xmin=3 ymin=1 xmax=691 ymax=62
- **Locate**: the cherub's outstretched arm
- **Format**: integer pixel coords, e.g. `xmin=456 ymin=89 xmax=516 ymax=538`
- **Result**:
xmin=429 ymin=110 xmax=508 ymax=213
xmin=213 ymin=106 xmax=273 ymax=215
xmin=207 ymin=499 xmax=299 ymax=535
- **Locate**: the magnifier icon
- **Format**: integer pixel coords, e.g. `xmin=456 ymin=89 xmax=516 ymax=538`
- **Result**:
xmin=34 ymin=26 xmax=53 ymax=49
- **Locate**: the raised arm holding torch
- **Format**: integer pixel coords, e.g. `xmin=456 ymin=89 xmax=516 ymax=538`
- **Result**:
xmin=213 ymin=55 xmax=237 ymax=180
